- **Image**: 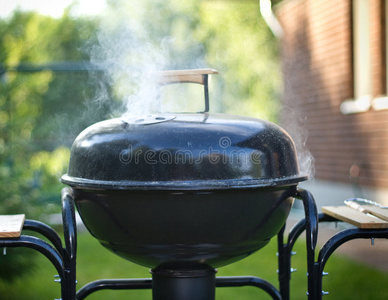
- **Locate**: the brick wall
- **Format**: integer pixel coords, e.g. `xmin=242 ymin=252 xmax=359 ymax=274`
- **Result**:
xmin=276 ymin=0 xmax=388 ymax=188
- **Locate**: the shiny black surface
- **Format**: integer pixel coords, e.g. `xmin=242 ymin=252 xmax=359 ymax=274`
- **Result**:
xmin=73 ymin=185 xmax=295 ymax=269
xmin=62 ymin=113 xmax=307 ymax=190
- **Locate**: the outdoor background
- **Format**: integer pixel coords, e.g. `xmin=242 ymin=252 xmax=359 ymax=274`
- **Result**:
xmin=0 ymin=0 xmax=388 ymax=299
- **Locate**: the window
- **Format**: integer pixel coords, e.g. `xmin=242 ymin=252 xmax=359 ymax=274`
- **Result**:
xmin=372 ymin=0 xmax=388 ymax=110
xmin=340 ymin=0 xmax=372 ymax=114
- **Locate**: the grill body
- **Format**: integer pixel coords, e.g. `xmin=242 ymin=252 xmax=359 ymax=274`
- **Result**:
xmin=72 ymin=185 xmax=295 ymax=269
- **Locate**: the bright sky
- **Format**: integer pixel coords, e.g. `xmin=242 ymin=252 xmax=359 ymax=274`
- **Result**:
xmin=0 ymin=0 xmax=107 ymax=19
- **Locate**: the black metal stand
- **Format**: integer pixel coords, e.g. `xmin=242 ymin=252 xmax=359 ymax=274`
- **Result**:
xmin=4 ymin=185 xmax=386 ymax=299
xmin=76 ymin=275 xmax=283 ymax=300
xmin=277 ymin=188 xmax=319 ymax=300
xmin=0 ymin=188 xmax=77 ymax=300
xmin=278 ymin=199 xmax=388 ymax=300
xmin=310 ymin=216 xmax=388 ymax=299
xmin=0 ymin=187 xmax=322 ymax=300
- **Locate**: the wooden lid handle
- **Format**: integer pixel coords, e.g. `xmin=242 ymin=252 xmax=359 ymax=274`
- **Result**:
xmin=155 ymin=68 xmax=218 ymax=85
xmin=152 ymin=68 xmax=218 ymax=112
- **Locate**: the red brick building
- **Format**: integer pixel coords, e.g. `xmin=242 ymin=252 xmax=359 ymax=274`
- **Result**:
xmin=274 ymin=0 xmax=388 ymax=205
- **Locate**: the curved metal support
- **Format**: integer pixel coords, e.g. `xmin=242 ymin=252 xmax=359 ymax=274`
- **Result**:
xmin=282 ymin=199 xmax=388 ymax=300
xmin=0 ymin=235 xmax=71 ymax=299
xmin=278 ymin=212 xmax=337 ymax=299
xmin=295 ymin=189 xmax=319 ymax=253
xmin=311 ymin=227 xmax=388 ymax=300
xmin=0 ymin=189 xmax=77 ymax=299
xmin=294 ymin=188 xmax=319 ymax=300
xmin=76 ymin=276 xmax=282 ymax=300
xmin=217 ymin=276 xmax=281 ymax=300
xmin=62 ymin=187 xmax=77 ymax=262
xmin=0 ymin=227 xmax=80 ymax=300
xmin=277 ymin=225 xmax=290 ymax=299
xmin=318 ymin=227 xmax=388 ymax=272
xmin=276 ymin=188 xmax=318 ymax=300
xmin=76 ymin=278 xmax=152 ymax=299
xmin=0 ymin=235 xmax=64 ymax=275
xmin=287 ymin=213 xmax=336 ymax=251
xmin=23 ymin=219 xmax=64 ymax=256
xmin=61 ymin=187 xmax=78 ymax=300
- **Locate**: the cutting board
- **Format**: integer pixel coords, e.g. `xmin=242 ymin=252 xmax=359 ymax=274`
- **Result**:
xmin=0 ymin=214 xmax=25 ymax=238
xmin=322 ymin=206 xmax=388 ymax=229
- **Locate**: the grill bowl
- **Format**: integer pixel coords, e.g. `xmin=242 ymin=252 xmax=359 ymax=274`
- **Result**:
xmin=71 ymin=185 xmax=296 ymax=269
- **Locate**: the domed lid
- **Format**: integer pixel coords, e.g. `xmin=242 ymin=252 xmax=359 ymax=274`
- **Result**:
xmin=61 ymin=112 xmax=307 ymax=190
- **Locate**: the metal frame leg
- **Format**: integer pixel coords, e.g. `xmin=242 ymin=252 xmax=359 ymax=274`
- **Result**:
xmin=76 ymin=278 xmax=152 ymax=299
xmin=280 ymin=194 xmax=388 ymax=300
xmin=277 ymin=188 xmax=319 ymax=300
xmin=0 ymin=186 xmax=322 ymax=300
xmin=61 ymin=187 xmax=77 ymax=300
xmin=0 ymin=187 xmax=77 ymax=300
xmin=278 ymin=213 xmax=337 ymax=300
xmin=295 ymin=189 xmax=319 ymax=300
xmin=312 ymin=227 xmax=388 ymax=299
xmin=277 ymin=225 xmax=290 ymax=299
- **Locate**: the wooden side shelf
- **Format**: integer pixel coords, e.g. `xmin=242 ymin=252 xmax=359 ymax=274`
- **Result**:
xmin=0 ymin=214 xmax=25 ymax=238
xmin=322 ymin=206 xmax=388 ymax=229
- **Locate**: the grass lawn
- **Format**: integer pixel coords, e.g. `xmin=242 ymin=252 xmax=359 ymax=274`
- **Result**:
xmin=0 ymin=231 xmax=388 ymax=299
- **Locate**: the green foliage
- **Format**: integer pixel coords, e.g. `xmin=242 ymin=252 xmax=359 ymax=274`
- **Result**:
xmin=198 ymin=1 xmax=281 ymax=120
xmin=0 ymin=10 xmax=106 ymax=281
xmin=96 ymin=0 xmax=280 ymax=119
xmin=0 ymin=12 xmax=54 ymax=217
xmin=0 ymin=10 xmax=116 ymax=215
xmin=1 ymin=12 xmax=90 ymax=213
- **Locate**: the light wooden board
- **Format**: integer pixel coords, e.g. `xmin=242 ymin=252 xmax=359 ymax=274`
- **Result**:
xmin=322 ymin=206 xmax=388 ymax=229
xmin=0 ymin=214 xmax=25 ymax=238
xmin=359 ymin=205 xmax=388 ymax=222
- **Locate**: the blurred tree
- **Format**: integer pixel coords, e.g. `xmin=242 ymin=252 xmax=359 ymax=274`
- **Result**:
xmin=0 ymin=10 xmax=112 ymax=281
xmin=198 ymin=1 xmax=281 ymax=121
xmin=99 ymin=0 xmax=280 ymax=119
xmin=0 ymin=11 xmax=58 ymax=282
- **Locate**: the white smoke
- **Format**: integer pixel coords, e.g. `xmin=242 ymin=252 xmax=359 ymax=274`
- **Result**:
xmin=88 ymin=0 xmax=206 ymax=117
xmin=90 ymin=5 xmax=165 ymax=116
xmin=281 ymin=104 xmax=315 ymax=179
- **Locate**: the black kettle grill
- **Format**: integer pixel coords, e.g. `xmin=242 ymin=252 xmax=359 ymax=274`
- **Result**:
xmin=61 ymin=69 xmax=307 ymax=300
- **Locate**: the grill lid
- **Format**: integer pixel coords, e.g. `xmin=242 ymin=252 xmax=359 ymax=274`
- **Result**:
xmin=61 ymin=112 xmax=307 ymax=190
